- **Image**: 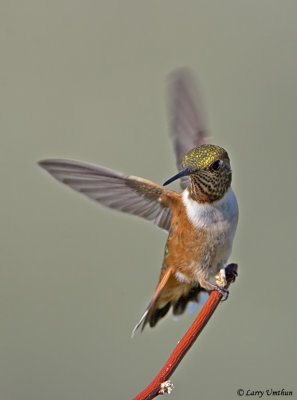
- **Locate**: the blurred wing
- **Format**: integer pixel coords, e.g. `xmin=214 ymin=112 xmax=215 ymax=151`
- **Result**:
xmin=167 ymin=68 xmax=209 ymax=189
xmin=38 ymin=159 xmax=172 ymax=232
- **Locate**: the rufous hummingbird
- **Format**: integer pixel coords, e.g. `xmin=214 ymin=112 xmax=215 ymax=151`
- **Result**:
xmin=38 ymin=69 xmax=238 ymax=335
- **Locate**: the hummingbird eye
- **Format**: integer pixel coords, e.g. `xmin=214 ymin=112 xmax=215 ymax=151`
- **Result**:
xmin=211 ymin=159 xmax=223 ymax=171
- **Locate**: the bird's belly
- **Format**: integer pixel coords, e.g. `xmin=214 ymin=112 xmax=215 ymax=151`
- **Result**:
xmin=173 ymin=226 xmax=233 ymax=283
xmin=196 ymin=227 xmax=234 ymax=279
xmin=170 ymin=188 xmax=238 ymax=284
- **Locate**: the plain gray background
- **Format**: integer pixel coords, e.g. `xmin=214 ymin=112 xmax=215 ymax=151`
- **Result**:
xmin=1 ymin=1 xmax=297 ymax=399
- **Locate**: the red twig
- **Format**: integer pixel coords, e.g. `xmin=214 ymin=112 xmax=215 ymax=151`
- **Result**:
xmin=132 ymin=263 xmax=238 ymax=400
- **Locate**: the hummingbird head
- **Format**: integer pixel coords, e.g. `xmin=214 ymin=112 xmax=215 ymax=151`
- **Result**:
xmin=164 ymin=144 xmax=232 ymax=203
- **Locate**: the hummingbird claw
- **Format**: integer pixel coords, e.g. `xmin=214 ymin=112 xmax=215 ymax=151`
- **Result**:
xmin=213 ymin=285 xmax=229 ymax=301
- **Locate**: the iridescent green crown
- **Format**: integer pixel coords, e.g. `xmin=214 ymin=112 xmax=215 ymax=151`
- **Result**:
xmin=182 ymin=144 xmax=229 ymax=169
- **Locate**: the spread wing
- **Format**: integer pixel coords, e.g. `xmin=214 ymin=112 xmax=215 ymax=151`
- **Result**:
xmin=38 ymin=159 xmax=172 ymax=232
xmin=167 ymin=68 xmax=210 ymax=189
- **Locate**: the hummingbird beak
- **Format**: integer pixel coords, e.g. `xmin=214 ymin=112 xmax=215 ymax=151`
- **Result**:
xmin=163 ymin=167 xmax=192 ymax=186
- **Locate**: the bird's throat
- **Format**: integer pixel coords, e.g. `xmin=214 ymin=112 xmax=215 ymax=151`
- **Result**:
xmin=188 ymin=174 xmax=231 ymax=204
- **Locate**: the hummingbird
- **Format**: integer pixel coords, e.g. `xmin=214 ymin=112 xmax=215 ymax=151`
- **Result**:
xmin=38 ymin=69 xmax=238 ymax=335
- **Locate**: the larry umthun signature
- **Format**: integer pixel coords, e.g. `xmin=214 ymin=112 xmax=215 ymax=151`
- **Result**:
xmin=237 ymin=388 xmax=293 ymax=398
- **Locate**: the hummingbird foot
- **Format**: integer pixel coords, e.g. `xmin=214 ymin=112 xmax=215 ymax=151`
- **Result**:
xmin=213 ymin=285 xmax=229 ymax=301
xmin=200 ymin=278 xmax=229 ymax=301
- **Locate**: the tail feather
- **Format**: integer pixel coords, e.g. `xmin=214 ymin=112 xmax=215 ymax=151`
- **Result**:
xmin=131 ymin=309 xmax=149 ymax=337
xmin=145 ymin=302 xmax=171 ymax=329
xmin=132 ymin=270 xmax=209 ymax=336
xmin=172 ymin=285 xmax=206 ymax=315
xmin=131 ymin=267 xmax=173 ymax=337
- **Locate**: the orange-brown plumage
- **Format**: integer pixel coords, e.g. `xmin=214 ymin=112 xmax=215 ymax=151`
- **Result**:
xmin=140 ymin=192 xmax=214 ymax=330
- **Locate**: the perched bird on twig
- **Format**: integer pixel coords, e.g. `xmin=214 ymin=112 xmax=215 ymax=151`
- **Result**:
xmin=38 ymin=69 xmax=238 ymax=335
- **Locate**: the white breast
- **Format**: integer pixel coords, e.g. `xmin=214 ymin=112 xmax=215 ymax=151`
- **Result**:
xmin=182 ymin=188 xmax=239 ymax=273
xmin=182 ymin=187 xmax=238 ymax=232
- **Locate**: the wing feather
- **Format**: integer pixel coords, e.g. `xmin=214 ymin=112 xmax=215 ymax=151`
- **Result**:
xmin=38 ymin=159 xmax=172 ymax=231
